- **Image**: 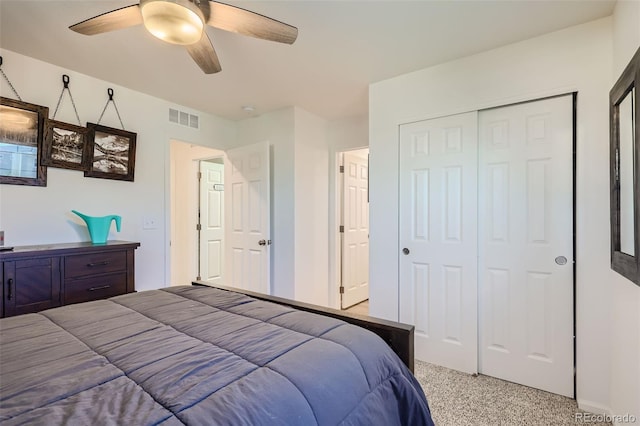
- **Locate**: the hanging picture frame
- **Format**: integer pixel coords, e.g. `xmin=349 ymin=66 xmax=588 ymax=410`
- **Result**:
xmin=84 ymin=123 xmax=137 ymax=181
xmin=41 ymin=74 xmax=90 ymax=171
xmin=0 ymin=96 xmax=48 ymax=186
xmin=42 ymin=120 xmax=90 ymax=171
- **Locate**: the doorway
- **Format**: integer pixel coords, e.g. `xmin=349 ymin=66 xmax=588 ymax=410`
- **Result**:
xmin=398 ymin=94 xmax=575 ymax=397
xmin=169 ymin=140 xmax=272 ymax=292
xmin=169 ymin=140 xmax=224 ymax=286
xmin=338 ymin=148 xmax=370 ymax=310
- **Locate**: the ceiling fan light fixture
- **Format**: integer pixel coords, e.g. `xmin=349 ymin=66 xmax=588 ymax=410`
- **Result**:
xmin=140 ymin=0 xmax=204 ymax=45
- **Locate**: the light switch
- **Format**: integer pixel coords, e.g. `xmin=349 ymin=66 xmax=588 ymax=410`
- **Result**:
xmin=143 ymin=217 xmax=158 ymax=230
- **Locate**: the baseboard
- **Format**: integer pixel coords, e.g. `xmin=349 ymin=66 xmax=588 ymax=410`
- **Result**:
xmin=577 ymin=399 xmax=611 ymax=415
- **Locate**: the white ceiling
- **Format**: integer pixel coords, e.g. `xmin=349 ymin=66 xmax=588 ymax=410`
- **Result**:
xmin=0 ymin=0 xmax=616 ymax=122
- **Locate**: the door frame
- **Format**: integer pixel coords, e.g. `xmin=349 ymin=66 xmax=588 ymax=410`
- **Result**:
xmin=571 ymin=92 xmax=577 ymax=399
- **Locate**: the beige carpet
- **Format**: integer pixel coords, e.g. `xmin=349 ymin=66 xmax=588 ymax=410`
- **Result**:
xmin=413 ymin=361 xmax=611 ymax=426
xmin=342 ymin=303 xmax=610 ymax=425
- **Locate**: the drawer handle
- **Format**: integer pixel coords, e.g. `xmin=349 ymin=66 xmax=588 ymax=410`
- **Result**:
xmin=6 ymin=278 xmax=13 ymax=300
xmin=88 ymin=285 xmax=111 ymax=292
xmin=87 ymin=261 xmax=110 ymax=267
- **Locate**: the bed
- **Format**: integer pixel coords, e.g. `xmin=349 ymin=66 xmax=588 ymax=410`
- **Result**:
xmin=0 ymin=285 xmax=434 ymax=425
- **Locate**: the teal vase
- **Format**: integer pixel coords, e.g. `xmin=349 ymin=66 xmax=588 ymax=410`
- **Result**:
xmin=72 ymin=210 xmax=121 ymax=244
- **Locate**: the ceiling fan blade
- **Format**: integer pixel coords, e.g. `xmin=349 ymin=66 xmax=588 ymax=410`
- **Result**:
xmin=69 ymin=4 xmax=142 ymax=35
xmin=207 ymin=1 xmax=298 ymax=44
xmin=186 ymin=32 xmax=222 ymax=74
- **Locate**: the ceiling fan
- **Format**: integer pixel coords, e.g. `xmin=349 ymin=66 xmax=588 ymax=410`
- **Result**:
xmin=69 ymin=0 xmax=298 ymax=74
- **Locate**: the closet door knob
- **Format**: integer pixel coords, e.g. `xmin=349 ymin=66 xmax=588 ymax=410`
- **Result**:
xmin=402 ymin=248 xmax=410 ymax=255
xmin=555 ymin=256 xmax=568 ymax=265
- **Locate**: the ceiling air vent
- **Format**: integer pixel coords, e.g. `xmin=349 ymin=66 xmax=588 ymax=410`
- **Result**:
xmin=169 ymin=108 xmax=199 ymax=130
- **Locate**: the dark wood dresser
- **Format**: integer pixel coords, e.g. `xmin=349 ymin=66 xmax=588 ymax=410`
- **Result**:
xmin=0 ymin=241 xmax=140 ymax=318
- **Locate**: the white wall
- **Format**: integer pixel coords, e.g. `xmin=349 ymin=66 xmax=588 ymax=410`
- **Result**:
xmin=0 ymin=48 xmax=236 ymax=292
xmin=235 ymin=107 xmax=331 ymax=306
xmin=294 ymin=107 xmax=329 ymax=305
xmin=369 ymin=18 xmax=614 ymax=412
xmin=327 ymin=115 xmax=368 ymax=153
xmin=610 ymin=1 xmax=640 ymax=423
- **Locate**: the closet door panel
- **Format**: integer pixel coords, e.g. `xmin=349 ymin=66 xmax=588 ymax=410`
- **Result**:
xmin=478 ymin=95 xmax=574 ymax=398
xmin=399 ymin=112 xmax=478 ymax=374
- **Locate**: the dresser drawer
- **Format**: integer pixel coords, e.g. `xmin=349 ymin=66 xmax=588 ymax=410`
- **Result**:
xmin=1 ymin=241 xmax=139 ymax=318
xmin=65 ymin=251 xmax=126 ymax=278
xmin=64 ymin=273 xmax=127 ymax=305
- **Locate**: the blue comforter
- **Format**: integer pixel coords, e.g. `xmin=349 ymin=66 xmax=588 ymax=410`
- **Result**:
xmin=0 ymin=285 xmax=434 ymax=425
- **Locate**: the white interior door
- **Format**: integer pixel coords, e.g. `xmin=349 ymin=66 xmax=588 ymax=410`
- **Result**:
xmin=199 ymin=161 xmax=224 ymax=283
xmin=478 ymin=95 xmax=574 ymax=397
xmin=399 ymin=112 xmax=479 ymax=374
xmin=225 ymin=142 xmax=271 ymax=294
xmin=341 ymin=151 xmax=369 ymax=309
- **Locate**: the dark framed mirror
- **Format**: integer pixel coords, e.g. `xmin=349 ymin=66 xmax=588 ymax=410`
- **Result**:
xmin=610 ymin=46 xmax=640 ymax=285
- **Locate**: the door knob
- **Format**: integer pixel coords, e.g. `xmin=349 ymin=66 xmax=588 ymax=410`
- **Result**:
xmin=258 ymin=239 xmax=266 ymax=246
xmin=402 ymin=248 xmax=410 ymax=255
xmin=555 ymin=256 xmax=568 ymax=265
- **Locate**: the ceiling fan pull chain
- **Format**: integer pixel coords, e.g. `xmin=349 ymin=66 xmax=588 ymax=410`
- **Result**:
xmin=0 ymin=56 xmax=23 ymax=101
xmin=96 ymin=88 xmax=125 ymax=130
xmin=52 ymin=74 xmax=82 ymax=126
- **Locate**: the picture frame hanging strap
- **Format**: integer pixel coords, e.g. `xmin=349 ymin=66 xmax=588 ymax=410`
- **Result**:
xmin=52 ymin=74 xmax=82 ymax=126
xmin=0 ymin=56 xmax=23 ymax=101
xmin=96 ymin=88 xmax=125 ymax=130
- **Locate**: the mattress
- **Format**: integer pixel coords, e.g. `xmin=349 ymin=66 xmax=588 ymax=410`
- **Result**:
xmin=0 ymin=285 xmax=433 ymax=425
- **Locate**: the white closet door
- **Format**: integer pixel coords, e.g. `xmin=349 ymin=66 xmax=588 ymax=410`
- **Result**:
xmin=399 ymin=112 xmax=479 ymax=374
xmin=478 ymin=95 xmax=574 ymax=397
